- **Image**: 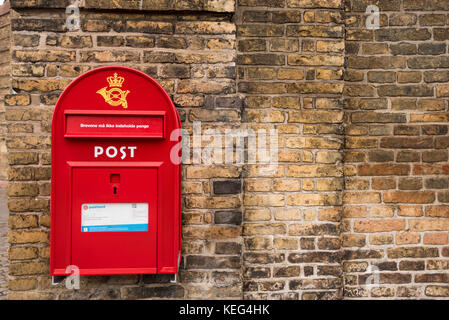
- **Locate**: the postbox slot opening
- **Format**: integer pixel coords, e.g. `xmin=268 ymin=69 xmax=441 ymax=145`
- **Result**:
xmin=113 ymin=187 xmax=117 ymax=194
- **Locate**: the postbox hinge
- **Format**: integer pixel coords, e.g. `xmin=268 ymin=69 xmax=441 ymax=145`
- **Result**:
xmin=169 ymin=251 xmax=181 ymax=283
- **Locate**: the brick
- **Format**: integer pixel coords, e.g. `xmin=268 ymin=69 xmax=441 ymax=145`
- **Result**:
xmin=426 ymin=206 xmax=449 ymax=217
xmin=384 ymin=192 xmax=435 ymax=204
xmin=390 ymin=43 xmax=417 ymax=55
xmin=387 ymin=247 xmax=439 ymax=259
xmin=126 ymin=36 xmax=155 ymax=48
xmin=125 ymin=20 xmax=173 ymax=33
xmin=342 ymin=234 xmax=365 ymax=247
xmin=358 ymin=164 xmax=409 ymax=176
xmin=214 ymin=211 xmax=242 ymax=225
xmin=245 ymin=237 xmax=272 ymax=251
xmin=4 ymin=94 xmax=31 ymax=106
xmin=177 ymin=22 xmax=235 ymax=34
xmin=237 ymin=25 xmax=283 ymax=37
xmin=378 ymin=85 xmax=433 ymax=97
xmin=425 ymin=286 xmax=449 ymax=297
xmin=80 ymin=50 xmax=140 ymax=63
xmin=238 ymin=39 xmax=266 ymax=52
xmin=122 ymin=285 xmax=184 ymax=299
xmin=418 ymin=43 xmax=446 ymax=55
xmin=375 ymin=28 xmax=431 ymax=41
xmin=287 ymin=82 xmax=343 ymax=94
xmin=354 ymin=220 xmax=405 ymax=233
xmin=424 ymin=233 xmax=449 ymax=245
xmin=352 ymin=112 xmax=406 ymax=123
xmin=398 ymin=177 xmax=422 ymax=190
xmin=370 ymin=234 xmax=393 ymax=245
xmin=408 ymin=56 xmax=449 ymax=69
xmin=273 ymin=238 xmax=298 ymax=250
xmin=8 ymin=278 xmax=38 ymax=291
xmin=380 ymin=137 xmax=433 ymax=149
xmin=389 ymin=13 xmax=417 ymax=26
xmin=237 ymin=54 xmax=284 ymax=66
xmin=288 ymin=54 xmax=344 ymax=66
xmin=185 ymin=196 xmax=240 ymax=209
xmin=8 ymin=247 xmax=38 ymax=260
xmin=347 ymin=56 xmax=406 ymax=69
xmin=369 ymin=206 xmax=394 ymax=218
xmin=289 ymin=223 xmax=338 ymax=236
xmin=420 ymin=14 xmax=446 ymax=26
xmin=396 ymin=232 xmax=420 ymax=244
xmin=410 ymin=219 xmax=449 ymax=232
xmin=286 ymin=25 xmax=343 ymax=38
xmin=14 ymin=50 xmax=75 ymax=62
xmin=9 ymin=261 xmax=48 ymax=276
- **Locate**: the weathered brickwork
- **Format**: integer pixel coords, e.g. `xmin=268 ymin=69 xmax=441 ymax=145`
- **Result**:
xmin=236 ymin=0 xmax=344 ymax=300
xmin=1 ymin=0 xmax=448 ymax=300
xmin=5 ymin=0 xmax=241 ymax=299
xmin=344 ymin=0 xmax=449 ymax=299
xmin=0 ymin=2 xmax=10 ymax=181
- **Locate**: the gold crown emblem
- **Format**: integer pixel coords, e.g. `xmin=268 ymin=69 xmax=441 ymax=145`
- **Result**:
xmin=97 ymin=72 xmax=130 ymax=109
xmin=107 ymin=73 xmax=125 ymax=88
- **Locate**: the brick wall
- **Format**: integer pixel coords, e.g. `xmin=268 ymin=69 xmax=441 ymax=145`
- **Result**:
xmin=0 ymin=1 xmax=10 ymax=181
xmin=237 ymin=0 xmax=345 ymax=299
xmin=5 ymin=0 xmax=241 ymax=299
xmin=343 ymin=0 xmax=449 ymax=299
xmin=2 ymin=0 xmax=449 ymax=300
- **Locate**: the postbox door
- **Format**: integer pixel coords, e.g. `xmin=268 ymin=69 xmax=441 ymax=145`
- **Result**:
xmin=71 ymin=166 xmax=158 ymax=274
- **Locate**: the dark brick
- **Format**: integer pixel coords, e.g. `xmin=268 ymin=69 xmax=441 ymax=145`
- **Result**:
xmin=237 ymin=54 xmax=284 ymax=65
xmin=397 ymin=151 xmax=420 ymax=162
xmin=375 ymin=28 xmax=431 ymax=42
xmin=186 ymin=255 xmax=240 ymax=269
xmin=394 ymin=125 xmax=420 ymax=136
xmin=377 ymin=85 xmax=433 ymax=97
xmin=244 ymin=267 xmax=270 ymax=279
xmin=399 ymin=261 xmax=425 ymax=271
xmin=422 ymin=125 xmax=448 ymax=135
xmin=368 ymin=150 xmax=394 ymax=162
xmin=273 ymin=266 xmax=301 ymax=277
xmin=214 ymin=211 xmax=242 ymax=225
xmin=244 ymin=253 xmax=284 ymax=264
xmin=381 ymin=137 xmax=433 ymax=149
xmin=398 ymin=177 xmax=422 ymax=190
xmin=288 ymin=251 xmax=340 ymax=263
xmin=238 ymin=39 xmax=266 ymax=52
xmin=122 ymin=285 xmax=184 ymax=299
xmin=215 ymin=242 xmax=242 ymax=255
xmin=11 ymin=18 xmax=66 ymax=32
xmin=213 ymin=180 xmax=241 ymax=195
xmin=418 ymin=43 xmax=446 ymax=55
xmin=390 ymin=42 xmax=417 ymax=56
xmin=374 ymin=261 xmax=398 ymax=271
xmin=415 ymin=273 xmax=449 ymax=283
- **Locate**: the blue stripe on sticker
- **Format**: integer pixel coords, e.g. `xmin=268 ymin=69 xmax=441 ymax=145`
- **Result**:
xmin=82 ymin=224 xmax=148 ymax=232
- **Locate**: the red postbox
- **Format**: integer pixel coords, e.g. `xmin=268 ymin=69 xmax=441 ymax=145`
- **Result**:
xmin=50 ymin=66 xmax=182 ymax=276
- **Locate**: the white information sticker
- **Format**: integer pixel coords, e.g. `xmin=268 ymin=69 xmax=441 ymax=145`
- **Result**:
xmin=81 ymin=203 xmax=148 ymax=232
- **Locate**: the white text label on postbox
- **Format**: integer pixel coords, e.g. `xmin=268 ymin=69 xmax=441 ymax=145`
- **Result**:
xmin=94 ymin=146 xmax=137 ymax=159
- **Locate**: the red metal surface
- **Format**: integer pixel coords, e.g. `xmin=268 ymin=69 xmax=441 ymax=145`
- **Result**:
xmin=50 ymin=66 xmax=182 ymax=276
xmin=64 ymin=111 xmax=165 ymax=139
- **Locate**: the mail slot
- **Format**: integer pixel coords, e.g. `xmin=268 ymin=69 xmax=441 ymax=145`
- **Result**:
xmin=50 ymin=66 xmax=182 ymax=276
